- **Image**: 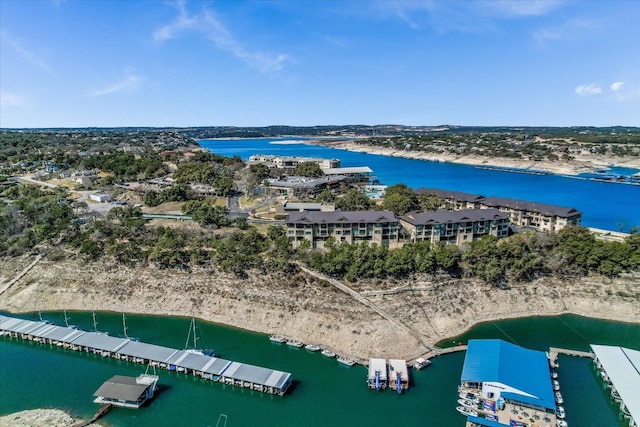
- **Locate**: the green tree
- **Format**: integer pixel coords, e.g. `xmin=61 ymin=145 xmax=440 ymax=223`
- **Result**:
xmin=335 ymin=189 xmax=373 ymax=211
xmin=382 ymin=184 xmax=419 ymax=215
xmin=295 ymin=162 xmax=323 ymax=177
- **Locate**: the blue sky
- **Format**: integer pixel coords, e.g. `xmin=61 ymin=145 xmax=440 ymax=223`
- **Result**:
xmin=1 ymin=0 xmax=639 ymax=128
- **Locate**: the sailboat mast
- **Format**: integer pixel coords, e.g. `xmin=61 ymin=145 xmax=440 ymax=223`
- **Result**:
xmin=123 ymin=313 xmax=129 ymax=339
xmin=92 ymin=311 xmax=99 ymax=332
xmin=64 ymin=310 xmax=70 ymax=327
xmin=192 ymin=317 xmax=199 ymax=349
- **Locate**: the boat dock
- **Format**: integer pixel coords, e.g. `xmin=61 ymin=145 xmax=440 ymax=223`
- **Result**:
xmin=548 ymin=347 xmax=593 ymax=367
xmin=0 ymin=314 xmax=292 ymax=396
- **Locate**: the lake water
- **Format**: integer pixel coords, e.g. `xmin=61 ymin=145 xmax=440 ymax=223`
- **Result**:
xmin=198 ymin=138 xmax=640 ymax=231
xmin=1 ymin=312 xmax=638 ymax=427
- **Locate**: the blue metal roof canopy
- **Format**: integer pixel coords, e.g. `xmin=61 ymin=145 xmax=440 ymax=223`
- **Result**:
xmin=461 ymin=339 xmax=555 ymax=410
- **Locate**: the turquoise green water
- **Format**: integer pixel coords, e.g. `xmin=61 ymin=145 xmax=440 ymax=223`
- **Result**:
xmin=1 ymin=312 xmax=638 ymax=426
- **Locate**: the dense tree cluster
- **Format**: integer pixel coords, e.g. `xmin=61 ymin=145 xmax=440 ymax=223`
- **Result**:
xmin=0 ymin=185 xmax=76 ymax=256
xmin=304 ymin=227 xmax=640 ymax=284
xmin=144 ymin=184 xmax=195 ymax=207
xmin=295 ymin=162 xmax=323 ymax=177
xmin=83 ymin=152 xmax=167 ymax=180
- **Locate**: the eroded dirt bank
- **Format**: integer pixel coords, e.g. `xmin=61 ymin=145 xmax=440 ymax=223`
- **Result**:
xmin=1 ymin=255 xmax=639 ymax=361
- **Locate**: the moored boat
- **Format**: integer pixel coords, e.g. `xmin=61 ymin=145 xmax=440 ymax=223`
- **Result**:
xmin=555 ymin=391 xmax=563 ymax=404
xmin=556 ymin=406 xmax=566 ymax=419
xmin=304 ymin=344 xmax=320 ymax=351
xmin=286 ymin=340 xmax=303 ymax=348
xmin=457 ymin=399 xmax=478 ymax=408
xmin=321 ymin=349 xmax=336 ymax=358
xmin=337 ymin=356 xmax=356 ymax=366
xmin=456 ymin=406 xmax=479 ymax=417
xmin=269 ymin=335 xmax=286 ymax=343
xmin=413 ymin=357 xmax=432 ymax=370
xmin=553 ymin=380 xmax=560 ymax=390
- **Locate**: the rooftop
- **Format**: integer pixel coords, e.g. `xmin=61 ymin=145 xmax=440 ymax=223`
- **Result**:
xmin=461 ymin=339 xmax=556 ymax=410
xmin=481 ymin=196 xmax=581 ymax=218
xmin=286 ymin=210 xmax=397 ymax=225
xmin=401 ymin=209 xmax=507 ymax=225
xmin=591 ymin=345 xmax=640 ymax=424
xmin=93 ymin=375 xmax=154 ymax=402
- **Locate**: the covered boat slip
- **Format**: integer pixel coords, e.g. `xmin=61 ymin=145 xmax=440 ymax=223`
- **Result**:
xmin=388 ymin=359 xmax=409 ymax=391
xmin=93 ymin=374 xmax=159 ymax=408
xmin=0 ymin=314 xmax=292 ymax=396
xmin=367 ymin=358 xmax=388 ymax=390
xmin=221 ymin=361 xmax=292 ymax=394
xmin=591 ymin=345 xmax=640 ymax=427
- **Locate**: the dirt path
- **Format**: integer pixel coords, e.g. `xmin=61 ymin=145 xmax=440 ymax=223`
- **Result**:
xmin=0 ymin=253 xmax=42 ymax=296
xmin=0 ymin=253 xmax=638 ymax=360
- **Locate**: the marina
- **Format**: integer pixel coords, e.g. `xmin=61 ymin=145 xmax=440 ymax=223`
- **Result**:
xmin=1 ymin=312 xmax=635 ymax=427
xmin=0 ymin=314 xmax=292 ymax=396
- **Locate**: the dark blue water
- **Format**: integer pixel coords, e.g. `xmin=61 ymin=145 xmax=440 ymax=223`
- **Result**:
xmin=199 ymin=138 xmax=640 ymax=231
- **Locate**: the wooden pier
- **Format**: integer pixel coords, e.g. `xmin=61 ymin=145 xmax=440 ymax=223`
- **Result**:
xmin=548 ymin=347 xmax=593 ymax=367
xmin=72 ymin=403 xmax=111 ymax=427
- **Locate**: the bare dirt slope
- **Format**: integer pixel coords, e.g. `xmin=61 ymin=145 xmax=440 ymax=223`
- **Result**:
xmin=1 ymin=254 xmax=638 ymax=360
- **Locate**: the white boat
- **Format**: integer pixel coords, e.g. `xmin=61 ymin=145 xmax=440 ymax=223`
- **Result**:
xmin=286 ymin=340 xmax=303 ymax=348
xmin=413 ymin=357 xmax=432 ymax=370
xmin=321 ymin=349 xmax=336 ymax=358
xmin=553 ymin=380 xmax=560 ymax=390
xmin=337 ymin=356 xmax=356 ymax=366
xmin=551 ymin=370 xmax=558 ymax=379
xmin=555 ymin=391 xmax=563 ymax=404
xmin=457 ymin=399 xmax=478 ymax=408
xmin=184 ymin=317 xmax=215 ymax=357
xmin=269 ymin=335 xmax=286 ymax=343
xmin=557 ymin=420 xmax=568 ymax=427
xmin=304 ymin=344 xmax=320 ymax=351
xmin=556 ymin=406 xmax=566 ymax=419
xmin=459 ymin=392 xmax=479 ymax=403
xmin=456 ymin=406 xmax=479 ymax=417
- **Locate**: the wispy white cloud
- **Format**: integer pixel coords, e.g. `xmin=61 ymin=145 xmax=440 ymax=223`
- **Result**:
xmin=154 ymin=1 xmax=288 ymax=73
xmin=0 ymin=30 xmax=53 ymax=73
xmin=386 ymin=0 xmax=565 ymax=32
xmin=575 ymin=83 xmax=602 ymax=96
xmin=0 ymin=92 xmax=28 ymax=107
xmin=609 ymin=81 xmax=640 ymax=101
xmin=479 ymin=0 xmax=565 ymax=18
xmin=533 ymin=18 xmax=598 ymax=46
xmin=610 ymin=81 xmax=624 ymax=92
xmin=88 ymin=75 xmax=143 ymax=97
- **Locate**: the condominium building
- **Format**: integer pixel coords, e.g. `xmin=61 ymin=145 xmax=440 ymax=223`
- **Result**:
xmin=415 ymin=188 xmax=581 ymax=232
xmin=286 ymin=210 xmax=400 ymax=249
xmin=399 ymin=209 xmax=509 ymax=245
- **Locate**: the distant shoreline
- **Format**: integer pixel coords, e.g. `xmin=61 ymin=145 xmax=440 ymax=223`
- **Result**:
xmin=304 ymin=139 xmax=640 ymax=177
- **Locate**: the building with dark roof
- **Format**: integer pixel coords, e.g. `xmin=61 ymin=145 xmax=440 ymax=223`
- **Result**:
xmin=415 ymin=187 xmax=487 ymax=210
xmin=399 ymin=209 xmax=509 ymax=245
xmin=286 ymin=210 xmax=400 ymax=249
xmin=93 ymin=374 xmax=159 ymax=408
xmin=480 ymin=196 xmax=581 ymax=232
xmin=264 ymin=175 xmax=346 ymax=197
xmin=459 ymin=339 xmax=558 ymax=427
xmin=415 ymin=187 xmax=581 ymax=232
xmin=321 ymin=166 xmax=373 ymax=184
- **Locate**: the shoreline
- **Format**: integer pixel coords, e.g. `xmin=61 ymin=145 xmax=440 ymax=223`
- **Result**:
xmin=1 ymin=255 xmax=638 ymax=361
xmin=305 ymin=139 xmax=640 ymax=177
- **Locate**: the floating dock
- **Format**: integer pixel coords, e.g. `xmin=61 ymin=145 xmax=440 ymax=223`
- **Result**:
xmin=367 ymin=358 xmax=388 ymax=390
xmin=0 ymin=314 xmax=292 ymax=396
xmin=388 ymin=359 xmax=409 ymax=393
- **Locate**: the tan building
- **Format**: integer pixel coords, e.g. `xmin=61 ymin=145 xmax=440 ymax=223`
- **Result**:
xmin=400 ymin=209 xmax=509 ymax=245
xmin=415 ymin=188 xmax=581 ymax=232
xmin=479 ymin=196 xmax=581 ymax=232
xmin=286 ymin=210 xmax=400 ymax=249
xmin=248 ymin=154 xmax=340 ymax=172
